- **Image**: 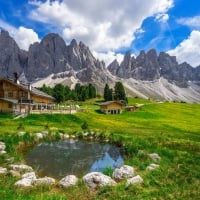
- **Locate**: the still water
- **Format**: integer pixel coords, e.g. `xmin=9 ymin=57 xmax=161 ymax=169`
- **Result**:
xmin=25 ymin=139 xmax=124 ymax=178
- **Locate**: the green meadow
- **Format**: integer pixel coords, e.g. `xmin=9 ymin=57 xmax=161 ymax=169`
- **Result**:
xmin=0 ymin=98 xmax=200 ymax=199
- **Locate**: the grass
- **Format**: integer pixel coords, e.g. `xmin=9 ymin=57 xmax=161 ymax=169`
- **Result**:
xmin=0 ymin=98 xmax=200 ymax=199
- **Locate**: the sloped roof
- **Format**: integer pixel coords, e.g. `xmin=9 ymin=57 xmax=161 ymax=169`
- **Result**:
xmin=0 ymin=78 xmax=54 ymax=100
xmin=99 ymin=101 xmax=123 ymax=106
xmin=0 ymin=98 xmax=18 ymax=104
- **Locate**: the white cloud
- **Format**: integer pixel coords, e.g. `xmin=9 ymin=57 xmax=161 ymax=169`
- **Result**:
xmin=93 ymin=51 xmax=124 ymax=66
xmin=29 ymin=0 xmax=173 ymax=52
xmin=15 ymin=27 xmax=40 ymax=50
xmin=177 ymin=16 xmax=200 ymax=28
xmin=0 ymin=20 xmax=40 ymax=50
xmin=155 ymin=13 xmax=169 ymax=23
xmin=168 ymin=30 xmax=200 ymax=67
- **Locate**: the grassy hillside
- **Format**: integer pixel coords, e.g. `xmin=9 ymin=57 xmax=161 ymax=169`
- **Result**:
xmin=0 ymin=98 xmax=200 ymax=199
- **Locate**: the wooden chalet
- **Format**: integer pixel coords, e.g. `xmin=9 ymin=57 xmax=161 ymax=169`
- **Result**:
xmin=125 ymin=104 xmax=144 ymax=112
xmin=0 ymin=78 xmax=55 ymax=114
xmin=99 ymin=101 xmax=123 ymax=114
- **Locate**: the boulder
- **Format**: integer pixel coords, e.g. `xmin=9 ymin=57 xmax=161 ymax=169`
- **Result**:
xmin=59 ymin=133 xmax=64 ymax=139
xmin=148 ymin=153 xmax=161 ymax=162
xmin=41 ymin=131 xmax=49 ymax=136
xmin=83 ymin=172 xmax=116 ymax=189
xmin=112 ymin=165 xmax=134 ymax=181
xmin=0 ymin=150 xmax=6 ymax=155
xmin=126 ymin=175 xmax=143 ymax=186
xmin=17 ymin=132 xmax=26 ymax=136
xmin=146 ymin=163 xmax=160 ymax=171
xmin=0 ymin=142 xmax=6 ymax=151
xmin=22 ymin=172 xmax=37 ymax=180
xmin=63 ymin=134 xmax=70 ymax=139
xmin=33 ymin=177 xmax=55 ymax=185
xmin=59 ymin=175 xmax=78 ymax=188
xmin=14 ymin=172 xmax=36 ymax=187
xmin=10 ymin=164 xmax=33 ymax=172
xmin=0 ymin=167 xmax=7 ymax=174
xmin=14 ymin=178 xmax=33 ymax=187
xmin=35 ymin=132 xmax=44 ymax=139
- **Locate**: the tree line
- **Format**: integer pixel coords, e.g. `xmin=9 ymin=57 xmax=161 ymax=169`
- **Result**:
xmin=38 ymin=83 xmax=96 ymax=103
xmin=104 ymin=82 xmax=127 ymax=103
xmin=38 ymin=81 xmax=127 ymax=103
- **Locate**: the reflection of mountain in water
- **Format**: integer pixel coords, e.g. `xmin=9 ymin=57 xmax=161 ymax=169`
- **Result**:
xmin=25 ymin=139 xmax=124 ymax=178
xmin=90 ymin=152 xmax=123 ymax=172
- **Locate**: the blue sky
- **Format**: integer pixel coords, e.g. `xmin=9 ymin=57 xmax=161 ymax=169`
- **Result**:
xmin=0 ymin=0 xmax=200 ymax=67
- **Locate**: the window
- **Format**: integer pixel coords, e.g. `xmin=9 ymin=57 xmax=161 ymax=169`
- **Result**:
xmin=8 ymin=92 xmax=13 ymax=97
xmin=19 ymin=91 xmax=26 ymax=97
xmin=8 ymin=103 xmax=12 ymax=108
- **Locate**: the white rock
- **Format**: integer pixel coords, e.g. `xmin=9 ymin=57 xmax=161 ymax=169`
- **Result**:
xmin=41 ymin=131 xmax=48 ymax=136
xmin=148 ymin=153 xmax=161 ymax=162
xmin=0 ymin=142 xmax=6 ymax=151
xmin=22 ymin=172 xmax=36 ymax=180
xmin=0 ymin=150 xmax=6 ymax=154
xmin=0 ymin=167 xmax=7 ymax=174
xmin=126 ymin=175 xmax=143 ymax=186
xmin=36 ymin=132 xmax=43 ymax=139
xmin=112 ymin=165 xmax=134 ymax=181
xmin=146 ymin=163 xmax=160 ymax=171
xmin=83 ymin=132 xmax=89 ymax=137
xmin=63 ymin=134 xmax=70 ymax=139
xmin=14 ymin=178 xmax=33 ymax=187
xmin=18 ymin=132 xmax=26 ymax=136
xmin=59 ymin=175 xmax=78 ymax=188
xmin=33 ymin=177 xmax=55 ymax=185
xmin=70 ymin=135 xmax=76 ymax=139
xmin=10 ymin=164 xmax=33 ymax=172
xmin=83 ymin=172 xmax=116 ymax=189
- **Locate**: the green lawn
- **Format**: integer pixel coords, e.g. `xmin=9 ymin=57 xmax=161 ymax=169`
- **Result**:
xmin=0 ymin=98 xmax=200 ymax=199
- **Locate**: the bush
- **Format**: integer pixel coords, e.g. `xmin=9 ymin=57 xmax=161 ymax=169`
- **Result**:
xmin=81 ymin=121 xmax=88 ymax=130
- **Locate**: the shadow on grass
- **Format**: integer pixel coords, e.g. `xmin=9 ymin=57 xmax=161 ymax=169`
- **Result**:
xmin=95 ymin=109 xmax=104 ymax=114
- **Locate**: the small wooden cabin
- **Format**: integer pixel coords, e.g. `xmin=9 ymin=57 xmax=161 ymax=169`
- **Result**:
xmin=99 ymin=101 xmax=123 ymax=114
xmin=125 ymin=104 xmax=144 ymax=112
xmin=0 ymin=78 xmax=54 ymax=114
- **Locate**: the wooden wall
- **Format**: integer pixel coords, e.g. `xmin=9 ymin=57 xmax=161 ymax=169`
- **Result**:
xmin=0 ymin=100 xmax=13 ymax=113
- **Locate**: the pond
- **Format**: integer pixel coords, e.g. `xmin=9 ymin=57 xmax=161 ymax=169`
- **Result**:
xmin=25 ymin=139 xmax=124 ymax=178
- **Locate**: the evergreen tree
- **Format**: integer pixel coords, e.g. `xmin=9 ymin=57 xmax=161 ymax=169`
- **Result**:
xmin=104 ymin=84 xmax=113 ymax=101
xmin=88 ymin=83 xmax=96 ymax=98
xmin=74 ymin=83 xmax=81 ymax=100
xmin=80 ymin=85 xmax=89 ymax=101
xmin=104 ymin=84 xmax=109 ymax=101
xmin=70 ymin=89 xmax=78 ymax=101
xmin=64 ymin=85 xmax=71 ymax=100
xmin=109 ymin=88 xmax=113 ymax=101
xmin=39 ymin=84 xmax=53 ymax=96
xmin=53 ymin=83 xmax=66 ymax=103
xmin=114 ymin=82 xmax=126 ymax=101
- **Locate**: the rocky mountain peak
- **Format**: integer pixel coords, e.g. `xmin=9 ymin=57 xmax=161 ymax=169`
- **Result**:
xmin=0 ymin=31 xmax=110 ymax=89
xmin=0 ymin=29 xmax=27 ymax=78
xmin=70 ymin=39 xmax=78 ymax=47
xmin=0 ymin=30 xmax=200 ymax=102
xmin=108 ymin=48 xmax=199 ymax=83
xmin=146 ymin=49 xmax=157 ymax=60
xmin=41 ymin=33 xmax=67 ymax=52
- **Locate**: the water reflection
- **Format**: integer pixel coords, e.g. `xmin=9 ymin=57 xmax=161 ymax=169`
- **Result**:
xmin=90 ymin=152 xmax=123 ymax=172
xmin=25 ymin=139 xmax=124 ymax=178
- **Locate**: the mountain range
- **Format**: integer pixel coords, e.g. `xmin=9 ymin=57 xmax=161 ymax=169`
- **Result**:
xmin=0 ymin=29 xmax=200 ymax=103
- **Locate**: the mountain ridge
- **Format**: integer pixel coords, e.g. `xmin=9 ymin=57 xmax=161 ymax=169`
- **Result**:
xmin=108 ymin=49 xmax=200 ymax=87
xmin=0 ymin=29 xmax=200 ymax=102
